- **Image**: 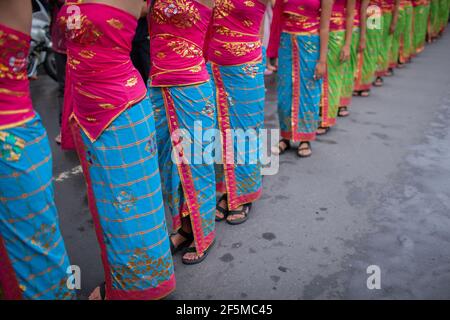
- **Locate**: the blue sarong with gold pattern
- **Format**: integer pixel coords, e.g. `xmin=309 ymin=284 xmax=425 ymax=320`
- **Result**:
xmin=208 ymin=62 xmax=265 ymax=210
xmin=71 ymin=99 xmax=175 ymax=300
xmin=277 ymin=32 xmax=322 ymax=141
xmin=0 ymin=115 xmax=75 ymax=300
xmin=149 ymin=82 xmax=216 ymax=256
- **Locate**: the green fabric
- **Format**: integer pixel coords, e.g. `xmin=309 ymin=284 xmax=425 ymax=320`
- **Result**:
xmin=320 ymin=30 xmax=346 ymax=127
xmin=413 ymin=4 xmax=429 ymax=52
xmin=390 ymin=7 xmax=406 ymax=67
xmin=400 ymin=4 xmax=414 ymax=61
xmin=429 ymin=0 xmax=440 ymax=37
xmin=340 ymin=28 xmax=360 ymax=105
xmin=354 ymin=16 xmax=382 ymax=90
xmin=377 ymin=12 xmax=393 ymax=75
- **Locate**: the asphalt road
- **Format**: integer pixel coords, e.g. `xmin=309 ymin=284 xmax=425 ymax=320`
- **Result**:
xmin=30 ymin=30 xmax=450 ymax=300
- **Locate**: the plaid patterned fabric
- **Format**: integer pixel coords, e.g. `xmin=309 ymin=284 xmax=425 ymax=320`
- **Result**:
xmin=208 ymin=61 xmax=265 ymax=210
xmin=277 ymin=32 xmax=322 ymax=141
xmin=321 ymin=30 xmax=346 ymax=127
xmin=72 ymin=99 xmax=175 ymax=300
xmin=149 ymin=82 xmax=216 ymax=255
xmin=0 ymin=115 xmax=75 ymax=300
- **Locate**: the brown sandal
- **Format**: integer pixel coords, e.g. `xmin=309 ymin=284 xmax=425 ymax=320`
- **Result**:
xmin=297 ymin=142 xmax=312 ymax=158
xmin=277 ymin=139 xmax=291 ymax=155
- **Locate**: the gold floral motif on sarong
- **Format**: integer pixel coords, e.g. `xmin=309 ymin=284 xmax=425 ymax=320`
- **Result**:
xmin=242 ymin=64 xmax=259 ymax=78
xmin=30 ymin=223 xmax=57 ymax=250
xmin=214 ymin=0 xmax=235 ymax=19
xmin=222 ymin=41 xmax=261 ymax=57
xmin=167 ymin=39 xmax=203 ymax=58
xmin=111 ymin=248 xmax=173 ymax=290
xmin=153 ymin=0 xmax=201 ymax=28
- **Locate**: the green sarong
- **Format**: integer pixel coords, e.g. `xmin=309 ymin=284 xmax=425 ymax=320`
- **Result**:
xmin=320 ymin=30 xmax=346 ymax=127
xmin=340 ymin=28 xmax=360 ymax=107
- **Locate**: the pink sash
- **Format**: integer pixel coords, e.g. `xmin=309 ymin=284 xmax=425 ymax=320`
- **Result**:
xmin=0 ymin=24 xmax=35 ymax=130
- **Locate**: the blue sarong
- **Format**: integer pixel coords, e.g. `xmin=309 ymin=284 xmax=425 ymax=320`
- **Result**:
xmin=71 ymin=99 xmax=175 ymax=300
xmin=277 ymin=32 xmax=322 ymax=141
xmin=0 ymin=115 xmax=75 ymax=300
xmin=149 ymin=82 xmax=216 ymax=255
xmin=208 ymin=62 xmax=265 ymax=210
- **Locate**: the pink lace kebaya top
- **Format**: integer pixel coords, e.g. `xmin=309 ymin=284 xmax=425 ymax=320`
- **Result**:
xmin=330 ymin=0 xmax=347 ymax=31
xmin=267 ymin=0 xmax=321 ymax=58
xmin=62 ymin=3 xmax=147 ymax=142
xmin=207 ymin=0 xmax=265 ymax=66
xmin=149 ymin=0 xmax=213 ymax=87
xmin=0 ymin=24 xmax=35 ymax=130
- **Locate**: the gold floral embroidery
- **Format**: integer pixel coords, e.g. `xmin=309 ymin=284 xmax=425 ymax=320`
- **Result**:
xmin=244 ymin=1 xmax=255 ymax=7
xmin=98 ymin=103 xmax=115 ymax=109
xmin=107 ymin=18 xmax=124 ymax=30
xmin=214 ymin=0 xmax=235 ymax=19
xmin=0 ymin=30 xmax=28 ymax=80
xmin=216 ymin=26 xmax=243 ymax=37
xmin=242 ymin=19 xmax=253 ymax=27
xmin=79 ymin=50 xmax=96 ymax=59
xmin=222 ymin=41 xmax=261 ymax=57
xmin=167 ymin=39 xmax=203 ymax=58
xmin=125 ymin=76 xmax=138 ymax=87
xmin=189 ymin=65 xmax=202 ymax=73
xmin=66 ymin=14 xmax=103 ymax=45
xmin=110 ymin=248 xmax=173 ymax=291
xmin=242 ymin=64 xmax=259 ymax=78
xmin=153 ymin=0 xmax=200 ymax=29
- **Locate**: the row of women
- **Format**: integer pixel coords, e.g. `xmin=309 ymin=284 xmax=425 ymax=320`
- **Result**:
xmin=0 ymin=0 xmax=448 ymax=300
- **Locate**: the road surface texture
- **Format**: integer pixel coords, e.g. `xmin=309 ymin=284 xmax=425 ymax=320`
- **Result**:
xmin=30 ymin=31 xmax=450 ymax=300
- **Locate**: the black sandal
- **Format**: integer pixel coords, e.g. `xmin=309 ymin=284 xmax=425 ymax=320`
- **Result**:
xmin=227 ymin=203 xmax=252 ymax=225
xmin=215 ymin=193 xmax=229 ymax=221
xmin=373 ymin=77 xmax=384 ymax=87
xmin=360 ymin=90 xmax=370 ymax=97
xmin=297 ymin=142 xmax=312 ymax=158
xmin=182 ymin=239 xmax=216 ymax=265
xmin=338 ymin=107 xmax=350 ymax=117
xmin=170 ymin=228 xmax=194 ymax=254
xmin=99 ymin=282 xmax=106 ymax=300
xmin=317 ymin=126 xmax=330 ymax=135
xmin=277 ymin=139 xmax=291 ymax=155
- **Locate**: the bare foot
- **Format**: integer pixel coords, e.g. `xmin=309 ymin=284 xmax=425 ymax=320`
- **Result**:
xmin=89 ymin=286 xmax=103 ymax=300
xmin=182 ymin=243 xmax=204 ymax=262
xmin=297 ymin=142 xmax=312 ymax=157
xmin=216 ymin=196 xmax=228 ymax=220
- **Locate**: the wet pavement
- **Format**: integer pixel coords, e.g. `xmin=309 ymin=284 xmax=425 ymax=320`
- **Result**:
xmin=30 ymin=31 xmax=450 ymax=299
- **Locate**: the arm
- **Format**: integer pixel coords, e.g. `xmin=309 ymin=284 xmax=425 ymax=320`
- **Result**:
xmin=315 ymin=0 xmax=334 ymax=79
xmin=267 ymin=0 xmax=283 ymax=59
xmin=359 ymin=0 xmax=370 ymax=52
xmin=341 ymin=0 xmax=356 ymax=62
xmin=390 ymin=0 xmax=400 ymax=34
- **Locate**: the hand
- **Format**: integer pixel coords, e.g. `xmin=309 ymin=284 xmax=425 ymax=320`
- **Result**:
xmin=358 ymin=37 xmax=366 ymax=53
xmin=389 ymin=21 xmax=397 ymax=35
xmin=314 ymin=61 xmax=327 ymax=80
xmin=340 ymin=45 xmax=350 ymax=62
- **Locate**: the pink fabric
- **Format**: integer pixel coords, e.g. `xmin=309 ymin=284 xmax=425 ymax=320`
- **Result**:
xmin=0 ymin=24 xmax=35 ymax=130
xmin=207 ymin=0 xmax=265 ymax=65
xmin=51 ymin=0 xmax=67 ymax=54
xmin=382 ymin=0 xmax=396 ymax=11
xmin=149 ymin=0 xmax=213 ymax=87
xmin=354 ymin=0 xmax=362 ymax=27
xmin=267 ymin=0 xmax=321 ymax=58
xmin=330 ymin=0 xmax=347 ymax=31
xmin=61 ymin=3 xmax=147 ymax=147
